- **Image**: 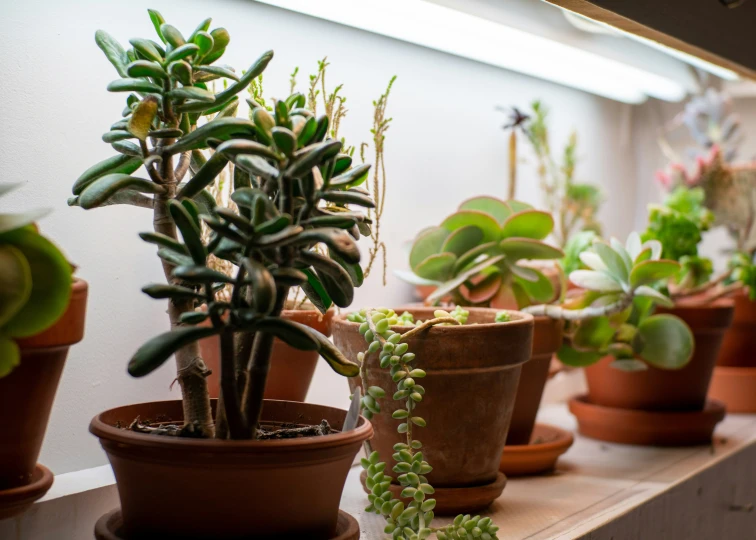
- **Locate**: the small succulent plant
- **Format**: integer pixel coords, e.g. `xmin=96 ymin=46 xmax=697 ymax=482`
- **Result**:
xmin=0 ymin=184 xmax=72 ymax=377
xmin=680 ymin=88 xmax=743 ymax=163
xmin=71 ymin=10 xmax=374 ymax=438
xmin=347 ymin=308 xmax=500 ymax=540
xmin=397 ymin=196 xmax=563 ymax=308
xmin=523 ymin=233 xmax=694 ymax=370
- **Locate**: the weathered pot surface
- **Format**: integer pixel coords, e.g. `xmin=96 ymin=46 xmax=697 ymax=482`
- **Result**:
xmin=585 ymin=300 xmax=734 ymax=411
xmin=717 ymin=291 xmax=756 ymax=367
xmin=333 ymin=307 xmax=534 ymax=498
xmin=202 ymin=308 xmax=334 ymax=401
xmin=0 ymin=279 xmax=88 ymax=492
xmin=90 ymin=399 xmax=371 ymax=539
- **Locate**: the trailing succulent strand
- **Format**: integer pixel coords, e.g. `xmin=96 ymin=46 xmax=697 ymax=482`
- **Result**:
xmin=72 ymin=9 xmax=376 ymax=439
xmin=347 ymin=308 xmax=500 ymax=540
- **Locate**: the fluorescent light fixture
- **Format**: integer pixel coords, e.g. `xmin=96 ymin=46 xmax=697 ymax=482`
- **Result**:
xmin=254 ymin=0 xmax=689 ymax=104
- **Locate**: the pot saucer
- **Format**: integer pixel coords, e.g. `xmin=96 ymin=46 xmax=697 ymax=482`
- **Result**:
xmin=0 ymin=463 xmax=54 ymax=520
xmin=709 ymin=366 xmax=756 ymax=413
xmin=95 ymin=508 xmax=360 ymax=540
xmin=499 ymin=423 xmax=574 ymax=476
xmin=569 ymin=395 xmax=726 ymax=446
xmin=360 ymin=470 xmax=506 ymax=515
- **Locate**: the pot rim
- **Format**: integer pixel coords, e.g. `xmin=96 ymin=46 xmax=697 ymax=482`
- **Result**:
xmin=89 ymin=399 xmax=373 ymax=452
xmin=333 ymin=306 xmax=534 ymax=335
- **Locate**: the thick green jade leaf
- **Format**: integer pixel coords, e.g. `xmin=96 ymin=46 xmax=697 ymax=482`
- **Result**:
xmin=73 ymin=155 xmax=142 ymax=195
xmin=127 ymin=96 xmax=159 ymax=141
xmin=330 ymin=164 xmax=371 ymax=189
xmin=167 ymin=87 xmax=215 ymax=103
xmin=633 ymin=314 xmax=693 ymax=369
xmin=634 ymin=247 xmax=652 ymax=265
xmin=414 ymin=252 xmax=456 ymax=281
xmin=506 ymin=200 xmax=534 ymax=213
xmin=409 ymin=227 xmax=449 ymax=270
xmin=634 ymin=285 xmax=674 ymax=308
xmin=129 ymin=326 xmax=219 ymax=377
xmin=1 ymin=229 xmax=72 ymax=338
xmin=301 ymin=268 xmax=332 ymax=314
xmin=441 ymin=225 xmax=484 ymax=258
xmin=107 ymin=78 xmax=163 ymax=94
xmin=441 ymin=210 xmax=500 ymax=243
xmin=79 ymin=174 xmax=164 ymax=210
xmin=458 ymin=196 xmax=512 ymax=224
xmin=168 ymin=201 xmax=206 ymax=265
xmin=557 ymin=345 xmax=603 ymax=367
xmin=301 ymin=325 xmax=360 ymax=377
xmin=0 ymin=335 xmax=20 ymax=378
xmin=500 ymin=210 xmax=554 ymax=240
xmin=499 ymin=238 xmax=563 ymax=262
xmin=254 ymin=318 xmax=319 ymax=351
xmin=177 ymin=152 xmax=229 ymax=199
xmin=212 ymin=50 xmax=274 ymax=108
xmin=513 ymin=267 xmax=554 ymax=303
xmin=0 ymin=245 xmax=32 ymax=327
xmin=460 ymin=272 xmax=502 ymax=304
xmin=95 ymin=30 xmax=129 ymax=78
xmin=594 ymin=242 xmax=629 ymax=284
xmin=629 ymin=260 xmax=680 ymax=288
xmin=569 ymin=269 xmax=622 ymax=292
xmin=330 ymin=249 xmax=364 ymax=287
xmin=573 ymin=316 xmax=615 ymax=351
xmin=196 ymin=65 xmax=240 ymax=82
xmin=164 ymin=118 xmax=259 ymax=154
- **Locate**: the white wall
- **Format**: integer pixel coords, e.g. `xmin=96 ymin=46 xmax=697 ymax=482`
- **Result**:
xmin=1 ymin=0 xmax=638 ymax=475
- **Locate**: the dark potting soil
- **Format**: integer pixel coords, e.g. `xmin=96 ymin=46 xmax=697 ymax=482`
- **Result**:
xmin=119 ymin=416 xmax=337 ymax=439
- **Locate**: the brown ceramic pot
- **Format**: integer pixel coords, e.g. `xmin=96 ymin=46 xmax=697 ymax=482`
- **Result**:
xmin=90 ymin=399 xmax=372 ymax=539
xmin=201 ymin=308 xmax=334 ymax=401
xmin=584 ymin=300 xmax=734 ymax=411
xmin=0 ymin=279 xmax=88 ymax=490
xmin=717 ymin=291 xmax=756 ymax=367
xmin=333 ymin=307 xmax=533 ymax=492
xmin=506 ymin=316 xmax=564 ymax=445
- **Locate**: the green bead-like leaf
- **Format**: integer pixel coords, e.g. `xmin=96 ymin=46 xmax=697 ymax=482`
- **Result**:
xmin=129 ymin=326 xmax=218 ymax=377
xmin=633 ymin=314 xmax=693 ymax=369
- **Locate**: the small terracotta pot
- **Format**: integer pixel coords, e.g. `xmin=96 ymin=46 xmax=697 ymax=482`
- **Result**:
xmin=90 ymin=399 xmax=372 ymax=539
xmin=584 ymin=300 xmax=734 ymax=411
xmin=201 ymin=309 xmax=334 ymax=401
xmin=717 ymin=291 xmax=756 ymax=367
xmin=333 ymin=307 xmax=533 ymax=511
xmin=506 ymin=316 xmax=564 ymax=445
xmin=0 ymin=279 xmax=88 ymax=491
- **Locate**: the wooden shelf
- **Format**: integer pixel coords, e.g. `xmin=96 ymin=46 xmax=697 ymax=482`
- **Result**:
xmin=340 ymin=404 xmax=756 ymax=539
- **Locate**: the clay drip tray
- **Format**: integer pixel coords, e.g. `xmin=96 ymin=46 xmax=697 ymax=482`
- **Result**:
xmin=569 ymin=395 xmax=726 ymax=446
xmin=500 ymin=423 xmax=574 ymax=476
xmin=709 ymin=366 xmax=756 ymax=413
xmin=360 ymin=470 xmax=506 ymax=515
xmin=0 ymin=463 xmax=54 ymax=520
xmin=95 ymin=508 xmax=360 ymax=540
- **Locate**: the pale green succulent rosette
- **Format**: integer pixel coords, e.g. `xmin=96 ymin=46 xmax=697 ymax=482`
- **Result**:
xmin=0 ymin=184 xmax=72 ymax=377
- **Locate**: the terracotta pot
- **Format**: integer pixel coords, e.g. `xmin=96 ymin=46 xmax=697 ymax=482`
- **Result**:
xmin=585 ymin=300 xmax=734 ymax=411
xmin=0 ymin=279 xmax=88 ymax=490
xmin=333 ymin=307 xmax=533 ymax=492
xmin=90 ymin=399 xmax=372 ymax=539
xmin=201 ymin=309 xmax=334 ymax=401
xmin=506 ymin=317 xmax=564 ymax=445
xmin=717 ymin=291 xmax=756 ymax=367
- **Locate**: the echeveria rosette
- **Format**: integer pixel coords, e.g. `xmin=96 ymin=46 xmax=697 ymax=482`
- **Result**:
xmin=397 ymin=196 xmax=563 ymax=308
xmin=524 ymin=232 xmax=694 ymax=371
xmin=0 ymin=184 xmax=72 ymax=377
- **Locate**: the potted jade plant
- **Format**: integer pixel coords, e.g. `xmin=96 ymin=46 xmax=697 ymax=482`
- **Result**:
xmin=334 ymin=305 xmax=533 ymax=525
xmin=657 ymin=88 xmax=756 ymax=411
xmin=395 ymin=196 xmax=568 ymax=475
xmin=72 ymin=11 xmax=374 ymax=538
xmin=197 ymin=63 xmax=395 ymax=403
xmin=0 ymin=184 xmax=88 ymax=519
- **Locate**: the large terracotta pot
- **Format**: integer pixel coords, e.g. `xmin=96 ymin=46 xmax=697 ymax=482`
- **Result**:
xmin=201 ymin=309 xmax=334 ymax=401
xmin=90 ymin=399 xmax=372 ymax=539
xmin=717 ymin=291 xmax=756 ymax=367
xmin=0 ymin=278 xmax=88 ymax=490
xmin=333 ymin=307 xmax=533 ymax=490
xmin=585 ymin=301 xmax=734 ymax=411
xmin=506 ymin=316 xmax=564 ymax=445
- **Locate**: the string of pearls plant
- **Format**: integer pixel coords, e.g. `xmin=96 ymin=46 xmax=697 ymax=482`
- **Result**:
xmin=346 ymin=307 xmax=501 ymax=540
